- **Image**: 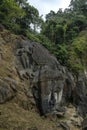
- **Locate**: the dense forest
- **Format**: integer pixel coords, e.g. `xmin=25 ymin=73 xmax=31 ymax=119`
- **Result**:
xmin=0 ymin=0 xmax=87 ymax=76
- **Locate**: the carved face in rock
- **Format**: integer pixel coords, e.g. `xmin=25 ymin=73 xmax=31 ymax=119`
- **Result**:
xmin=40 ymin=79 xmax=64 ymax=114
xmin=16 ymin=42 xmax=65 ymax=115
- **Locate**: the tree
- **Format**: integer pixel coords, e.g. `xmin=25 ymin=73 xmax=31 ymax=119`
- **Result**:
xmin=0 ymin=0 xmax=25 ymax=32
xmin=16 ymin=2 xmax=43 ymax=34
xmin=46 ymin=10 xmax=55 ymax=21
xmin=69 ymin=0 xmax=87 ymax=16
xmin=14 ymin=0 xmax=27 ymax=6
xmin=55 ymin=25 xmax=64 ymax=44
xmin=0 ymin=0 xmax=43 ymax=34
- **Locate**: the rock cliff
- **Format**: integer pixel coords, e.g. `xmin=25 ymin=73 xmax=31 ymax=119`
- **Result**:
xmin=0 ymin=29 xmax=87 ymax=130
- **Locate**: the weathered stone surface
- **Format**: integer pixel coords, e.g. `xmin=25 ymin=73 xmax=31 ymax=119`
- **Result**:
xmin=0 ymin=29 xmax=85 ymax=130
xmin=82 ymin=118 xmax=87 ymax=130
xmin=60 ymin=122 xmax=70 ymax=130
xmin=73 ymin=73 xmax=87 ymax=117
xmin=0 ymin=36 xmax=86 ymax=118
xmin=0 ymin=78 xmax=17 ymax=103
xmin=15 ymin=40 xmax=75 ymax=115
xmin=0 ymin=24 xmax=4 ymax=31
xmin=62 ymin=68 xmax=75 ymax=105
xmin=77 ymin=96 xmax=87 ymax=117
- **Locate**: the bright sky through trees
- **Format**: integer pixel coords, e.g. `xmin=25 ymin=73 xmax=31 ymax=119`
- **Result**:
xmin=28 ymin=0 xmax=71 ymax=18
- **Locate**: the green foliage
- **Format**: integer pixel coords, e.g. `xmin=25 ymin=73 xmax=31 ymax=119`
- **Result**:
xmin=0 ymin=0 xmax=25 ymax=32
xmin=68 ymin=31 xmax=87 ymax=74
xmin=54 ymin=44 xmax=68 ymax=65
xmin=0 ymin=0 xmax=43 ymax=34
xmin=0 ymin=0 xmax=87 ymax=76
xmin=36 ymin=34 xmax=55 ymax=51
xmin=40 ymin=0 xmax=87 ymax=75
xmin=55 ymin=25 xmax=64 ymax=44
xmin=25 ymin=30 xmax=41 ymax=43
xmin=36 ymin=34 xmax=68 ymax=66
xmin=69 ymin=0 xmax=87 ymax=16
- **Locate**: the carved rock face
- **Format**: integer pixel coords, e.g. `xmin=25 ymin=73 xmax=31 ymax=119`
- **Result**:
xmin=37 ymin=67 xmax=65 ymax=114
xmin=15 ymin=40 xmax=75 ymax=115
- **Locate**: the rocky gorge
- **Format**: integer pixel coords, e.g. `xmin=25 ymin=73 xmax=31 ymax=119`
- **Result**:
xmin=0 ymin=28 xmax=87 ymax=130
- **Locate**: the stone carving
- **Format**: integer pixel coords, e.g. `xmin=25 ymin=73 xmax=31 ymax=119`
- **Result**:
xmin=14 ymin=39 xmax=87 ymax=117
xmin=15 ymin=40 xmax=75 ymax=115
